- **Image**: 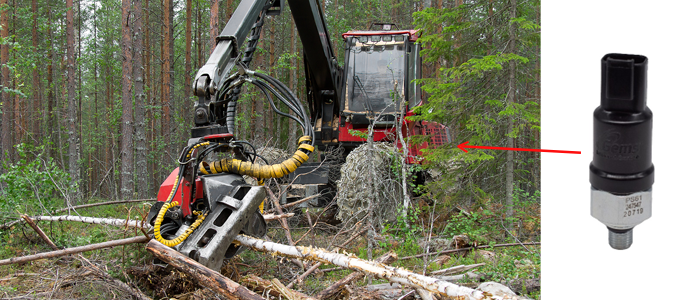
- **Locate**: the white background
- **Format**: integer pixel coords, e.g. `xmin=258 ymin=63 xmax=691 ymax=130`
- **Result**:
xmin=542 ymin=1 xmax=700 ymax=299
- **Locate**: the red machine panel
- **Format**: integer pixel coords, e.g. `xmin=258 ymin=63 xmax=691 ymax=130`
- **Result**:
xmin=157 ymin=168 xmax=203 ymax=216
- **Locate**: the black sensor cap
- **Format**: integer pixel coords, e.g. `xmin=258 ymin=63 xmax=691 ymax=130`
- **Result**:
xmin=590 ymin=54 xmax=654 ymax=194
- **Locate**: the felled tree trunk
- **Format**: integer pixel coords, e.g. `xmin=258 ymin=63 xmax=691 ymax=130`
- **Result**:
xmin=316 ymin=251 xmax=397 ymax=300
xmin=235 ymin=235 xmax=521 ymax=299
xmin=146 ymin=240 xmax=264 ymax=300
xmin=0 ymin=236 xmax=150 ymax=266
xmin=32 ymin=215 xmax=150 ymax=228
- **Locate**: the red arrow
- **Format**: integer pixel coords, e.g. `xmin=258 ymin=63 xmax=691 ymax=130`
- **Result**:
xmin=458 ymin=141 xmax=581 ymax=154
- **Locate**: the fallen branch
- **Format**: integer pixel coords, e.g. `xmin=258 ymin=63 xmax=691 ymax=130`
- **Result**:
xmin=78 ymin=255 xmax=152 ymax=300
xmin=280 ymin=194 xmax=321 ymax=209
xmin=262 ymin=213 xmax=295 ymax=221
xmin=399 ymin=242 xmax=541 ymax=260
xmin=430 ymin=263 xmax=485 ymax=276
xmin=242 ymin=275 xmax=316 ymax=300
xmin=287 ymin=226 xmax=368 ymax=288
xmin=53 ymin=199 xmax=156 ymax=214
xmin=316 ymin=251 xmax=397 ymax=300
xmin=435 ymin=272 xmax=481 ymax=282
xmin=21 ymin=215 xmax=59 ymax=250
xmin=235 ymin=235 xmax=519 ymax=299
xmin=265 ymin=185 xmax=306 ymax=270
xmin=146 ymin=240 xmax=264 ymax=300
xmin=0 ymin=235 xmax=150 ymax=266
xmin=0 ymin=219 xmax=21 ymax=230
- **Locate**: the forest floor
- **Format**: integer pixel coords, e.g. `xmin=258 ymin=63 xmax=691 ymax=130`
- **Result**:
xmin=0 ymin=199 xmax=540 ymax=299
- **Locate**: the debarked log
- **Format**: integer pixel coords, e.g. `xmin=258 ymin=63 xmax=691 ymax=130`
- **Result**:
xmin=146 ymin=240 xmax=264 ymax=300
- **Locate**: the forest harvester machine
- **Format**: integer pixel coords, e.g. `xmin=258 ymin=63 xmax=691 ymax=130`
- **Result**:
xmin=146 ymin=0 xmax=449 ymax=271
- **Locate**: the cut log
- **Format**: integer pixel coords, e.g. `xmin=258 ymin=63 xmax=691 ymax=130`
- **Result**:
xmin=316 ymin=251 xmax=397 ymax=300
xmin=0 ymin=235 xmax=150 ymax=266
xmin=146 ymin=240 xmax=264 ymax=300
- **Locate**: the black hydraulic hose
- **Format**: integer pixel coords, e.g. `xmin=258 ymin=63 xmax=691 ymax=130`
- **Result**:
xmin=250 ymin=78 xmax=305 ymax=122
xmin=251 ymin=72 xmax=314 ymax=142
xmin=225 ymin=86 xmax=241 ymax=135
xmin=253 ymin=72 xmax=305 ymax=116
xmin=249 ymin=79 xmax=306 ymax=129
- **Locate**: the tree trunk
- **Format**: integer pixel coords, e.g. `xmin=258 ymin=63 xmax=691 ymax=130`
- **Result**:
xmin=185 ymin=0 xmax=192 ymax=103
xmin=134 ymin=0 xmax=148 ymax=196
xmin=146 ymin=240 xmax=265 ymax=300
xmin=287 ymin=20 xmax=297 ymax=152
xmin=121 ymin=0 xmax=134 ymax=199
xmin=46 ymin=3 xmax=55 ymax=160
xmin=31 ymin=0 xmax=40 ymax=140
xmin=0 ymin=0 xmax=10 ymax=161
xmin=162 ymin=0 xmax=173 ymax=161
xmin=66 ymin=0 xmax=80 ymax=204
xmin=209 ymin=0 xmax=219 ymax=54
xmin=505 ymin=0 xmax=517 ymax=230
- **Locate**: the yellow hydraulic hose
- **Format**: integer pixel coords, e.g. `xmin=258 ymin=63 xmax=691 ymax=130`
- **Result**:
xmin=154 ymin=141 xmax=211 ymax=246
xmin=153 ymin=201 xmax=208 ymax=247
xmin=198 ymin=136 xmax=314 ymax=179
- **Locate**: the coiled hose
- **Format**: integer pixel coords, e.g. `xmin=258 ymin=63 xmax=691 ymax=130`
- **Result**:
xmin=199 ymin=136 xmax=314 ymax=179
xmin=153 ymin=142 xmax=211 ymax=246
xmin=153 ymin=201 xmax=208 ymax=247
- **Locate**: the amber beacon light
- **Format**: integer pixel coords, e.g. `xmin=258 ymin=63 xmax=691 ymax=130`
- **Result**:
xmin=590 ymin=53 xmax=654 ymax=250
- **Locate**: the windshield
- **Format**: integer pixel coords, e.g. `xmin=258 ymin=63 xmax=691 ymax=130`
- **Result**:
xmin=345 ymin=40 xmax=405 ymax=114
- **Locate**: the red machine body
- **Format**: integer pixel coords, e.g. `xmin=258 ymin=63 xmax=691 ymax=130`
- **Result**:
xmin=334 ymin=28 xmax=449 ymax=164
xmin=156 ymin=169 xmax=204 ymax=217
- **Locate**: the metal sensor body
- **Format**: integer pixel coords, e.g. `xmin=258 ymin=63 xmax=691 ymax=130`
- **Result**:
xmin=590 ymin=53 xmax=654 ymax=250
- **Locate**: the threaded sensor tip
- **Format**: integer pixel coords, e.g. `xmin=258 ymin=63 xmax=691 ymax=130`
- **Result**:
xmin=608 ymin=228 xmax=633 ymax=250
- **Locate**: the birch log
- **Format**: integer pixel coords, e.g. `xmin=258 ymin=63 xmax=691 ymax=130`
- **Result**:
xmin=32 ymin=215 xmax=150 ymax=228
xmin=235 ymin=235 xmax=520 ymax=300
xmin=28 ymin=214 xmax=288 ymax=228
xmin=316 ymin=251 xmax=397 ymax=300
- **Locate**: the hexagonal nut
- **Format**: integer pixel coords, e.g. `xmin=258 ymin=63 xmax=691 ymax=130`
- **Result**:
xmin=591 ymin=189 xmax=652 ymax=230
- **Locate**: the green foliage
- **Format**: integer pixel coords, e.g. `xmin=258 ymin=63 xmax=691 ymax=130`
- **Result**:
xmin=0 ymin=143 xmax=72 ymax=213
xmin=442 ymin=210 xmax=493 ymax=246
xmin=347 ymin=129 xmax=368 ymax=140
xmin=410 ymin=0 xmax=541 ymax=212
